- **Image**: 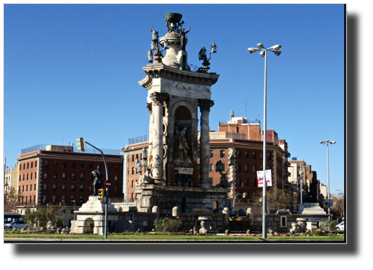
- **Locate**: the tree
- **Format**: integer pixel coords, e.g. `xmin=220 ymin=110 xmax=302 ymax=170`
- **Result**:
xmin=331 ymin=189 xmax=345 ymax=220
xmin=4 ymin=187 xmax=20 ymax=212
xmin=23 ymin=208 xmax=63 ymax=229
xmin=267 ymin=187 xmax=292 ymax=210
xmin=250 ymin=187 xmax=292 ymax=211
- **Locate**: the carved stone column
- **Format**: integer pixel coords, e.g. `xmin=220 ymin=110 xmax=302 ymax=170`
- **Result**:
xmin=149 ymin=92 xmax=168 ymax=183
xmin=198 ymin=99 xmax=214 ymax=188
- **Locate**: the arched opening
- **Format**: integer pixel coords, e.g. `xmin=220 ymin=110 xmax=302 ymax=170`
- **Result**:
xmin=83 ymin=217 xmax=94 ymax=234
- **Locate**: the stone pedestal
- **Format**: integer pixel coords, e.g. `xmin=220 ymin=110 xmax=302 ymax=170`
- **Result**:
xmin=70 ymin=196 xmax=118 ymax=235
xmin=134 ymin=185 xmax=228 ymax=216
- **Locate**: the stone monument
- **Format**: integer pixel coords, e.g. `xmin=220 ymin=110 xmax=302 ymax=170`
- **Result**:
xmin=135 ymin=13 xmax=228 ymax=218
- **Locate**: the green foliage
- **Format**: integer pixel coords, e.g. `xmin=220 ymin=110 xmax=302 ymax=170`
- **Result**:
xmin=310 ymin=230 xmax=323 ymax=236
xmin=23 ymin=208 xmax=63 ymax=228
xmin=319 ymin=220 xmax=338 ymax=231
xmin=154 ymin=218 xmax=182 ymax=232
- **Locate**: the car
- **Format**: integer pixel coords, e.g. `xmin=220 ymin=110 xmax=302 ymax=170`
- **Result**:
xmin=4 ymin=220 xmax=29 ymax=230
xmin=335 ymin=221 xmax=344 ymax=230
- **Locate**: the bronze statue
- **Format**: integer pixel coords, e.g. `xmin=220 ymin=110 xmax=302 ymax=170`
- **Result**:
xmin=92 ymin=165 xmax=104 ymax=196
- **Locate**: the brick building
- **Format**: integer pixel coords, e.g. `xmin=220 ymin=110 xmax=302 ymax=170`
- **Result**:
xmin=124 ymin=115 xmax=291 ymax=202
xmin=16 ymin=145 xmax=124 ymax=208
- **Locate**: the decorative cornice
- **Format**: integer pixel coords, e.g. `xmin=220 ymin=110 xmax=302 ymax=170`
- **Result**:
xmin=138 ymin=74 xmax=153 ymax=90
xmin=140 ymin=63 xmax=220 ymax=87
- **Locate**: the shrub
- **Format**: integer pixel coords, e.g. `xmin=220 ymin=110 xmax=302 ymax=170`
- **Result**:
xmin=154 ymin=218 xmax=181 ymax=232
xmin=319 ymin=220 xmax=338 ymax=231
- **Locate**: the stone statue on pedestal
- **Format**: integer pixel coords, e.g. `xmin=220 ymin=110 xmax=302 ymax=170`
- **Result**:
xmin=92 ymin=165 xmax=103 ymax=196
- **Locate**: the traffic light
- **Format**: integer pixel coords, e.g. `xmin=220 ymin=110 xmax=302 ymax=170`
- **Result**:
xmin=98 ymin=189 xmax=104 ymax=202
xmin=77 ymin=137 xmax=85 ymax=151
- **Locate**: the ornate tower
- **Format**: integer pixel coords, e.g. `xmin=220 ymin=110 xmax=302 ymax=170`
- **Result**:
xmin=139 ymin=13 xmax=219 ymax=188
xmin=135 ymin=13 xmax=227 ymax=216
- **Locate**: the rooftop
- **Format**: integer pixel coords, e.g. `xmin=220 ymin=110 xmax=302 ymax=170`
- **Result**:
xmin=20 ymin=144 xmax=123 ymax=156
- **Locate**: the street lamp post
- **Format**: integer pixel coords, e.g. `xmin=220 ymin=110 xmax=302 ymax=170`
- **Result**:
xmin=248 ymin=43 xmax=282 ymax=239
xmin=320 ymin=140 xmax=336 ymax=220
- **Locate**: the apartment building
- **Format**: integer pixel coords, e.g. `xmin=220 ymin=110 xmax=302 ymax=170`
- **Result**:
xmin=16 ymin=145 xmax=124 ymax=207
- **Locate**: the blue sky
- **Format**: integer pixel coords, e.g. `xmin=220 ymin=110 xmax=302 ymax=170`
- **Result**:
xmin=3 ymin=4 xmax=345 ymax=195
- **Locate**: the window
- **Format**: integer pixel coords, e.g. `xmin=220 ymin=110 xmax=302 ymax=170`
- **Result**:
xmin=26 ymin=174 xmax=29 ymax=180
xmin=63 ymin=162 xmax=67 ymax=168
xmin=72 ymin=162 xmax=76 ymax=169
xmin=30 ymin=173 xmax=32 ymax=180
xmin=53 ymin=173 xmax=57 ymax=179
xmin=220 ymin=150 xmax=225 ymax=158
xmin=209 ymin=164 xmax=213 ymax=171
xmin=131 ymin=181 xmax=134 ymax=188
xmin=260 ymin=152 xmax=263 ymax=160
xmin=44 ymin=160 xmax=48 ymax=167
xmin=44 ymin=173 xmax=48 ymax=179
xmin=54 ymin=161 xmax=58 ymax=168
xmin=72 ymin=173 xmax=75 ymax=180
xmin=252 ymin=165 xmax=256 ymax=173
xmin=237 ymin=151 xmax=241 ymax=158
xmin=280 ymin=216 xmax=287 ymax=228
xmin=237 ymin=178 xmax=241 ymax=186
xmin=62 ymin=184 xmax=66 ymax=191
xmin=62 ymin=173 xmax=66 ymax=180
xmin=44 ymin=184 xmax=47 ymax=191
xmin=114 ymin=176 xmax=118 ymax=182
xmin=136 ymin=154 xmax=138 ymax=160
xmin=210 ymin=150 xmax=213 ymax=157
xmin=19 ymin=164 xmax=22 ymax=171
xmin=27 ymin=163 xmax=29 ymax=169
xmin=62 ymin=196 xmax=65 ymax=203
xmin=35 ymin=172 xmax=37 ymax=179
xmin=245 ymin=165 xmax=248 ymax=172
xmin=30 ymin=184 xmax=32 ymax=191
xmin=237 ymin=164 xmax=241 ymax=172
xmin=53 ymin=184 xmax=57 ymax=191
xmin=71 ymin=185 xmax=75 ymax=191
xmin=268 ymin=152 xmax=272 ymax=160
xmin=90 ymin=163 xmax=93 ymax=170
xmin=132 ymin=155 xmax=134 ymax=162
xmin=71 ymin=196 xmax=75 ymax=203
xmin=245 ymin=179 xmax=249 ymax=186
xmin=31 ymin=162 xmax=33 ymax=168
xmin=80 ymin=174 xmax=84 ymax=180
xmin=115 ymin=164 xmax=119 ymax=171
xmin=254 ymin=178 xmax=257 ymax=186
xmin=52 ymin=195 xmax=56 ymax=203
xmin=43 ymin=195 xmax=47 ymax=203
xmin=35 ymin=161 xmax=37 ymax=167
xmin=244 ymin=151 xmax=248 ymax=159
xmin=19 ymin=175 xmax=21 ymax=182
xmin=26 ymin=185 xmax=28 ymax=191
xmin=132 ymin=167 xmax=134 ymax=175
xmin=22 ymin=186 xmax=24 ymax=192
xmin=23 ymin=164 xmax=25 ymax=170
xmin=252 ymin=151 xmax=256 ymax=159
xmin=80 ymin=196 xmax=83 ymax=203
xmin=34 ymin=184 xmax=36 ymax=190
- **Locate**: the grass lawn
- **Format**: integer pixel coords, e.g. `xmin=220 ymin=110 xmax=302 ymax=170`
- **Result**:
xmin=4 ymin=232 xmax=345 ymax=242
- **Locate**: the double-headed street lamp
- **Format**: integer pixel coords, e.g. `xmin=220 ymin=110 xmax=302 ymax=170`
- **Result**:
xmin=248 ymin=43 xmax=282 ymax=239
xmin=320 ymin=140 xmax=336 ymax=220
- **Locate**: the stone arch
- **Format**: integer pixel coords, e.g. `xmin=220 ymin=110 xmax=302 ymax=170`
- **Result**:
xmin=83 ymin=217 xmax=94 ymax=234
xmin=170 ymin=101 xmax=196 ymax=119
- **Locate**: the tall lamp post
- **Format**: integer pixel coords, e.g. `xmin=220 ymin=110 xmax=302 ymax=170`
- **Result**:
xmin=248 ymin=43 xmax=282 ymax=239
xmin=320 ymin=140 xmax=336 ymax=220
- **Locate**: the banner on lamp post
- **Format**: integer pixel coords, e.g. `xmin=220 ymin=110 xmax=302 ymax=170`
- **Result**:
xmin=257 ymin=170 xmax=272 ymax=187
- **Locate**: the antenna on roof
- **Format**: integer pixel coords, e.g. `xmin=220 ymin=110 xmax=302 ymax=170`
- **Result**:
xmin=230 ymin=110 xmax=234 ymax=119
